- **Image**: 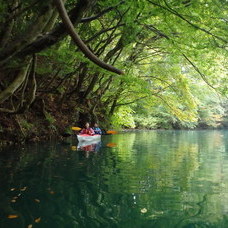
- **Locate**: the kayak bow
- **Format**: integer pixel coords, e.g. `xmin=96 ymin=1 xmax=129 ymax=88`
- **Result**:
xmin=77 ymin=134 xmax=101 ymax=142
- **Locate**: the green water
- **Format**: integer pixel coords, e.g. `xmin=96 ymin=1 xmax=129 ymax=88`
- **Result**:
xmin=0 ymin=130 xmax=228 ymax=228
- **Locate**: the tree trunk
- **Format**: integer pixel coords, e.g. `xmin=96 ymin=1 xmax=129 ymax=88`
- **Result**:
xmin=0 ymin=59 xmax=31 ymax=104
xmin=0 ymin=0 xmax=18 ymax=48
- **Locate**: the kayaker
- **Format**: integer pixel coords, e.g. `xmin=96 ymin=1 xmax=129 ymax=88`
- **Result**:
xmin=92 ymin=123 xmax=102 ymax=135
xmin=80 ymin=122 xmax=95 ymax=135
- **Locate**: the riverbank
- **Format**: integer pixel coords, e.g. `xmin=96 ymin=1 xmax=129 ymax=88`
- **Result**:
xmin=1 ymin=109 xmax=227 ymax=148
xmin=0 ymin=102 xmax=77 ymax=146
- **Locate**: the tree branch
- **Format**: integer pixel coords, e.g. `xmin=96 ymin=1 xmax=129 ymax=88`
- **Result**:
xmin=54 ymin=0 xmax=123 ymax=75
xmin=182 ymin=54 xmax=217 ymax=90
xmin=144 ymin=24 xmax=170 ymax=40
xmin=0 ymin=5 xmax=54 ymax=65
xmin=0 ymin=108 xmax=17 ymax=113
xmin=7 ymin=0 xmax=40 ymax=22
xmin=0 ymin=59 xmax=31 ymax=104
xmin=85 ymin=23 xmax=124 ymax=43
xmin=18 ymin=0 xmax=88 ymax=57
xmin=80 ymin=1 xmax=124 ymax=23
xmin=148 ymin=0 xmax=227 ymax=43
xmin=116 ymin=96 xmax=148 ymax=107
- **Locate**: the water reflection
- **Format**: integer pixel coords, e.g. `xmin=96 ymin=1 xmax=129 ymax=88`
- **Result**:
xmin=77 ymin=141 xmax=102 ymax=152
xmin=0 ymin=130 xmax=228 ymax=227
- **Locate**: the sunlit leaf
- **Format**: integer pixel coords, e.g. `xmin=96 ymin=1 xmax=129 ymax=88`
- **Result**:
xmin=35 ymin=217 xmax=41 ymax=223
xmin=107 ymin=130 xmax=118 ymax=134
xmin=7 ymin=215 xmax=19 ymax=219
xmin=140 ymin=208 xmax=147 ymax=213
xmin=20 ymin=187 xmax=27 ymax=191
xmin=34 ymin=199 xmax=40 ymax=203
xmin=106 ymin=143 xmax=117 ymax=148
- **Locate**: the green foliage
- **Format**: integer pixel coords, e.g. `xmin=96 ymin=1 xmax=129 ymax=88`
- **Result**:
xmin=44 ymin=111 xmax=56 ymax=125
xmin=20 ymin=119 xmax=34 ymax=131
xmin=44 ymin=112 xmax=57 ymax=132
xmin=111 ymin=106 xmax=136 ymax=128
xmin=134 ymin=115 xmax=159 ymax=129
xmin=0 ymin=0 xmax=227 ymax=132
xmin=134 ymin=106 xmax=198 ymax=130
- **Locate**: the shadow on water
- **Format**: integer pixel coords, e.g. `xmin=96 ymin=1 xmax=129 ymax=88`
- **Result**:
xmin=0 ymin=130 xmax=228 ymax=228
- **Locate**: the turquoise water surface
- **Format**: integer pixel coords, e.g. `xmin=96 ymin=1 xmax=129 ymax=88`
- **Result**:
xmin=0 ymin=130 xmax=228 ymax=228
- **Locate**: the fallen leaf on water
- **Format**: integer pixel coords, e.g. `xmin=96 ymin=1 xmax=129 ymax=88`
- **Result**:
xmin=155 ymin=211 xmax=164 ymax=215
xmin=148 ymin=211 xmax=164 ymax=218
xmin=106 ymin=143 xmax=117 ymax=148
xmin=20 ymin=187 xmax=27 ymax=191
xmin=28 ymin=224 xmax=33 ymax=228
xmin=140 ymin=208 xmax=147 ymax=213
xmin=35 ymin=217 xmax=41 ymax=223
xmin=34 ymin=199 xmax=40 ymax=203
xmin=7 ymin=214 xmax=19 ymax=219
xmin=10 ymin=188 xmax=16 ymax=191
xmin=148 ymin=214 xmax=157 ymax=218
xmin=107 ymin=130 xmax=117 ymax=134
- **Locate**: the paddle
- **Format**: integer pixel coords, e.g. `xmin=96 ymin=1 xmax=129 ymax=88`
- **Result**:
xmin=71 ymin=127 xmax=81 ymax=131
xmin=61 ymin=127 xmax=81 ymax=137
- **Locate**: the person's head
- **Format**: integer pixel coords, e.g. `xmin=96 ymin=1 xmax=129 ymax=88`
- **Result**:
xmin=94 ymin=123 xmax=99 ymax=127
xmin=85 ymin=122 xmax=90 ymax=128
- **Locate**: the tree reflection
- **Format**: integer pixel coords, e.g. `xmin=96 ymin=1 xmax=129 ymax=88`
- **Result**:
xmin=0 ymin=131 xmax=228 ymax=227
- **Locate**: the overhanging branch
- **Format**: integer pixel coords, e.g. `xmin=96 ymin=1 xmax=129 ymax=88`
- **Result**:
xmin=80 ymin=1 xmax=124 ymax=23
xmin=148 ymin=0 xmax=227 ymax=44
xmin=182 ymin=54 xmax=217 ymax=91
xmin=54 ymin=0 xmax=124 ymax=75
xmin=116 ymin=96 xmax=148 ymax=107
